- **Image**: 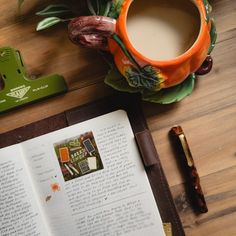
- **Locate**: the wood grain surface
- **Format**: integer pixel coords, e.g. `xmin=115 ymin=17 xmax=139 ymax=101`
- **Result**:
xmin=0 ymin=0 xmax=235 ymax=235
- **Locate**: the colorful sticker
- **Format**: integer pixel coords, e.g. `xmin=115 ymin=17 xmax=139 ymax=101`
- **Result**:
xmin=54 ymin=131 xmax=103 ymax=181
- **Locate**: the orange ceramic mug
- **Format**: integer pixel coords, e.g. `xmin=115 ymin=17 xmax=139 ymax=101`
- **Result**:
xmin=68 ymin=0 xmax=216 ymax=92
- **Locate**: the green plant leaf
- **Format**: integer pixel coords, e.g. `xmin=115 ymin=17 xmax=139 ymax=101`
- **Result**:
xmin=141 ymin=74 xmax=195 ymax=104
xmin=86 ymin=0 xmax=96 ymax=15
xmin=36 ymin=17 xmax=64 ymax=31
xmin=18 ymin=0 xmax=24 ymax=9
xmin=103 ymin=1 xmax=112 ymax=16
xmin=86 ymin=0 xmax=113 ymax=16
xmin=97 ymin=0 xmax=112 ymax=16
xmin=108 ymin=0 xmax=125 ymax=19
xmin=104 ymin=66 xmax=140 ymax=93
xmin=36 ymin=4 xmax=72 ymax=17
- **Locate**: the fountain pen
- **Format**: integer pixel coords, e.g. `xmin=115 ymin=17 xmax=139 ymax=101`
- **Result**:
xmin=170 ymin=126 xmax=208 ymax=213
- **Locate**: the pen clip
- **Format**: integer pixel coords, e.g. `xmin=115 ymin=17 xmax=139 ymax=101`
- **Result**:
xmin=178 ymin=133 xmax=194 ymax=167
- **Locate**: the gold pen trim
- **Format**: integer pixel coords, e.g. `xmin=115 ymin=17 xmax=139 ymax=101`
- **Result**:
xmin=179 ymin=134 xmax=194 ymax=167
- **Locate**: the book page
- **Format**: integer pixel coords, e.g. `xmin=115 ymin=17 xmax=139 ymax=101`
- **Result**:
xmin=21 ymin=110 xmax=165 ymax=236
xmin=0 ymin=145 xmax=49 ymax=236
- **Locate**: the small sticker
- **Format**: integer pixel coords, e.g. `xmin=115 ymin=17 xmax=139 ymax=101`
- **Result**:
xmin=59 ymin=147 xmax=70 ymax=163
xmin=51 ymin=183 xmax=60 ymax=192
xmin=87 ymin=157 xmax=97 ymax=170
xmin=54 ymin=131 xmax=103 ymax=182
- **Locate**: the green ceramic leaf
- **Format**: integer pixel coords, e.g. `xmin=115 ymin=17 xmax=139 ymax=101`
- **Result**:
xmin=112 ymin=34 xmax=140 ymax=69
xmin=202 ymin=0 xmax=217 ymax=54
xmin=209 ymin=19 xmax=217 ymax=54
xmin=125 ymin=65 xmax=162 ymax=91
xmin=105 ymin=67 xmax=196 ymax=104
xmin=111 ymin=35 xmax=164 ymax=91
xmin=104 ymin=66 xmax=140 ymax=93
xmin=36 ymin=4 xmax=72 ymax=17
xmin=108 ymin=0 xmax=125 ymax=19
xmin=36 ymin=17 xmax=64 ymax=31
xmin=141 ymin=74 xmax=195 ymax=104
xmin=203 ymin=0 xmax=211 ymax=22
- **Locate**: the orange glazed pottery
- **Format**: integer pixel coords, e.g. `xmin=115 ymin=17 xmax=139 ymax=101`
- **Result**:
xmin=68 ymin=0 xmax=216 ymax=102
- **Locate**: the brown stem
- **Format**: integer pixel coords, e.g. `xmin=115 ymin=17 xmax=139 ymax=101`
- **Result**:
xmin=68 ymin=16 xmax=116 ymax=50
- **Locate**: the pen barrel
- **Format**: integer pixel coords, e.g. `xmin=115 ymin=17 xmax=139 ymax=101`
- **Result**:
xmin=186 ymin=162 xmax=208 ymax=213
xmin=170 ymin=126 xmax=208 ymax=213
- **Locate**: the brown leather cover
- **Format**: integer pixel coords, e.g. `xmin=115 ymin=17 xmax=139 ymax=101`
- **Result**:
xmin=0 ymin=93 xmax=185 ymax=236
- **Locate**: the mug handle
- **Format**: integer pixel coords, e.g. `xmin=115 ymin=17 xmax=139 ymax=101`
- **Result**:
xmin=195 ymin=55 xmax=213 ymax=75
xmin=68 ymin=16 xmax=116 ymax=50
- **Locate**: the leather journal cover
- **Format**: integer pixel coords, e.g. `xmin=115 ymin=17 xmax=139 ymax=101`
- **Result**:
xmin=0 ymin=93 xmax=185 ymax=236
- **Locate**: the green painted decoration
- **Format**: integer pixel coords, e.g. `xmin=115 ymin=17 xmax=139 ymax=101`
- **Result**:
xmin=112 ymin=34 xmax=164 ymax=91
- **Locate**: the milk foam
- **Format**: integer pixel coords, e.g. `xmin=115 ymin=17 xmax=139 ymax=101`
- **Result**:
xmin=126 ymin=0 xmax=200 ymax=61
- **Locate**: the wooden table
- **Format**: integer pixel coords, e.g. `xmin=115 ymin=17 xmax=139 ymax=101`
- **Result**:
xmin=0 ymin=0 xmax=235 ymax=235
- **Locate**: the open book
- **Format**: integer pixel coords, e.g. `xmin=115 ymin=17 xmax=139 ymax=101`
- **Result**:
xmin=0 ymin=110 xmax=165 ymax=236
